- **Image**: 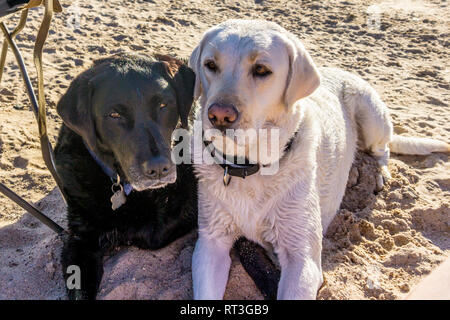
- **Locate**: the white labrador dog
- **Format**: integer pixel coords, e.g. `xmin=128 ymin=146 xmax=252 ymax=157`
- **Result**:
xmin=189 ymin=19 xmax=450 ymax=300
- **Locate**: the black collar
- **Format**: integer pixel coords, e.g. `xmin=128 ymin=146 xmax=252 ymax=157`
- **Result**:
xmin=203 ymin=140 xmax=259 ymax=185
xmin=203 ymin=130 xmax=298 ymax=186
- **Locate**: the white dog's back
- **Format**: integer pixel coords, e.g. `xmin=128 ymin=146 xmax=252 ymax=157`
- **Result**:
xmin=319 ymin=67 xmax=450 ymax=156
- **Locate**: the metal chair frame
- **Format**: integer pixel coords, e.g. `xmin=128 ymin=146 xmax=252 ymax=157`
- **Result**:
xmin=0 ymin=0 xmax=65 ymax=233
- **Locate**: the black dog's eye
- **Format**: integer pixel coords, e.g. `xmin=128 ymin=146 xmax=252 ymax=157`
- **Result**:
xmin=109 ymin=112 xmax=121 ymax=119
xmin=160 ymin=102 xmax=167 ymax=109
xmin=204 ymin=60 xmax=218 ymax=72
xmin=253 ymin=64 xmax=272 ymax=77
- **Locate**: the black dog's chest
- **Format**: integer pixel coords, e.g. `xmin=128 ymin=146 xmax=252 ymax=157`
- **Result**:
xmin=108 ymin=189 xmax=174 ymax=222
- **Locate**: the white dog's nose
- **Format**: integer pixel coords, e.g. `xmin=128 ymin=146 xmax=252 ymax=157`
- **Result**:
xmin=208 ymin=103 xmax=238 ymax=129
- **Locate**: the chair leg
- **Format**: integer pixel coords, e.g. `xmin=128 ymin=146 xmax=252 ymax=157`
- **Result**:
xmin=0 ymin=21 xmax=39 ymax=115
xmin=32 ymin=0 xmax=67 ymax=202
xmin=34 ymin=0 xmax=54 ymax=130
xmin=0 ymin=10 xmax=28 ymax=85
xmin=0 ymin=41 xmax=8 ymax=84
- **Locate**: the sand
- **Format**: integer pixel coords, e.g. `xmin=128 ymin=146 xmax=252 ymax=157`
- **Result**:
xmin=0 ymin=0 xmax=448 ymax=300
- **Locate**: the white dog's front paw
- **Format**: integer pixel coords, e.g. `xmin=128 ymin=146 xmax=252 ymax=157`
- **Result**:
xmin=376 ymin=165 xmax=391 ymax=192
xmin=277 ymin=258 xmax=323 ymax=300
xmin=277 ymin=280 xmax=322 ymax=300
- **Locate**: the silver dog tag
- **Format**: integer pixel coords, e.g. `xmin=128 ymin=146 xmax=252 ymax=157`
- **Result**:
xmin=223 ymin=166 xmax=231 ymax=187
xmin=111 ymin=184 xmax=126 ymax=210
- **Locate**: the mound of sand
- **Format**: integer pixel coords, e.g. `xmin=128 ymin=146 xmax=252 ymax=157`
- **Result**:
xmin=0 ymin=0 xmax=449 ymax=300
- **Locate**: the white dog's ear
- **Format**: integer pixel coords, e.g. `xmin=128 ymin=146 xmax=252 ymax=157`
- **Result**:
xmin=189 ymin=43 xmax=203 ymax=100
xmin=283 ymin=32 xmax=320 ymax=107
xmin=189 ymin=26 xmax=223 ymax=100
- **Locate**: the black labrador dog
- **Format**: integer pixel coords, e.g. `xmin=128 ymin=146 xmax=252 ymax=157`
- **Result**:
xmin=55 ymin=53 xmax=199 ymax=300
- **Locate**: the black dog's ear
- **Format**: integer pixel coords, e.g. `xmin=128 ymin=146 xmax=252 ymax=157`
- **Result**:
xmin=56 ymin=69 xmax=97 ymax=150
xmin=155 ymin=54 xmax=196 ymax=128
xmin=173 ymin=64 xmax=196 ymax=128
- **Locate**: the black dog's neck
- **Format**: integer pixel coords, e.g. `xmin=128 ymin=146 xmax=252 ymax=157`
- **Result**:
xmin=82 ymin=140 xmax=133 ymax=195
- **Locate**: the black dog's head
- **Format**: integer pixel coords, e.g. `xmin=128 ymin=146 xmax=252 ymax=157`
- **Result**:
xmin=57 ymin=53 xmax=195 ymax=191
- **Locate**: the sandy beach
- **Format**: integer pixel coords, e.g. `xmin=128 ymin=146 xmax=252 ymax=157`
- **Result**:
xmin=0 ymin=0 xmax=448 ymax=299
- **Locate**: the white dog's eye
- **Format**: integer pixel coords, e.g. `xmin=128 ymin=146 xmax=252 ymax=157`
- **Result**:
xmin=253 ymin=64 xmax=272 ymax=77
xmin=204 ymin=60 xmax=218 ymax=72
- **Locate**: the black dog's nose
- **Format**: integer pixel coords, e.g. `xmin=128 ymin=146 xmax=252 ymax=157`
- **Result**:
xmin=208 ymin=103 xmax=239 ymax=129
xmin=143 ymin=156 xmax=172 ymax=179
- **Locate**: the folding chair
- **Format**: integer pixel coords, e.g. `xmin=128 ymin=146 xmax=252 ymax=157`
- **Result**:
xmin=0 ymin=0 xmax=66 ymax=233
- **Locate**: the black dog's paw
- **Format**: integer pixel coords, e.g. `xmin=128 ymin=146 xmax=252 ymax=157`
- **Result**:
xmin=61 ymin=233 xmax=103 ymax=301
xmin=234 ymin=237 xmax=280 ymax=300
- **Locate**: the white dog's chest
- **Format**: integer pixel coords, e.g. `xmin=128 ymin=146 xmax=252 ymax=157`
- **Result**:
xmin=197 ymin=167 xmax=280 ymax=244
xmin=196 ymin=139 xmax=322 ymax=246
